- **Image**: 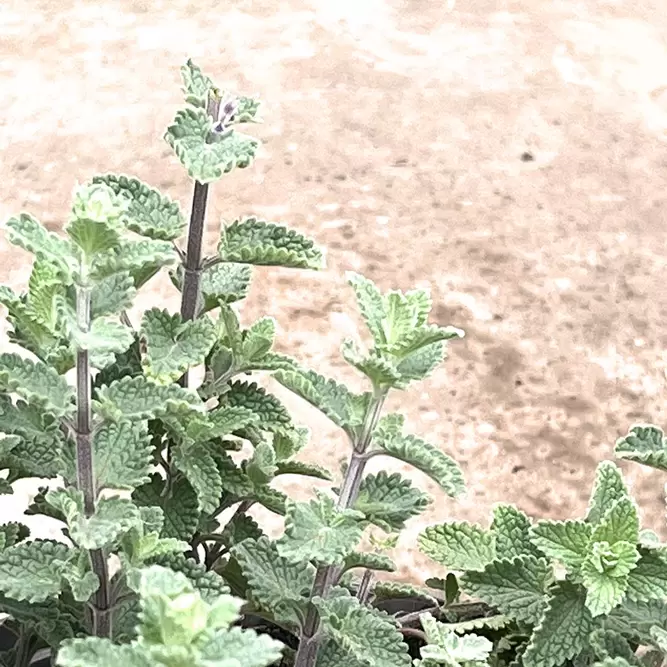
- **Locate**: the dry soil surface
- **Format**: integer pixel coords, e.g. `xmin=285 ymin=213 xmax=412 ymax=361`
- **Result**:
xmin=2 ymin=0 xmax=667 ymax=583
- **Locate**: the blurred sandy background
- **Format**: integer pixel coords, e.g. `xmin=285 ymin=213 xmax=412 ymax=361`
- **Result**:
xmin=2 ymin=0 xmax=667 ymax=583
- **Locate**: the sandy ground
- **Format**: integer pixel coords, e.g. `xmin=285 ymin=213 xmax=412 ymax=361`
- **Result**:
xmin=2 ymin=0 xmax=667 ymax=583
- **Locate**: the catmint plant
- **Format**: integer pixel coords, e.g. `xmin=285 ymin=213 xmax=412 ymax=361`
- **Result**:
xmin=417 ymin=459 xmax=667 ymax=667
xmin=230 ymin=273 xmax=467 ymax=667
xmin=0 ymin=59 xmax=329 ymax=666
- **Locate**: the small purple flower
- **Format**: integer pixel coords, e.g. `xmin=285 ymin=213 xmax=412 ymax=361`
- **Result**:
xmin=212 ymin=94 xmax=239 ymax=133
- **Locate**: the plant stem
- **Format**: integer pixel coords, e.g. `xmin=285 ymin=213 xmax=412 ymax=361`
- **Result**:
xmin=356 ymin=568 xmax=374 ymax=604
xmin=178 ymin=92 xmax=222 ymax=387
xmin=293 ymin=389 xmax=387 ymax=667
xmin=13 ymin=628 xmax=31 ymax=667
xmin=74 ymin=286 xmax=111 ymax=638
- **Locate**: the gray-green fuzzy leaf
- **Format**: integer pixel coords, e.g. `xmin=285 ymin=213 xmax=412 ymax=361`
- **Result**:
xmin=461 ymin=556 xmax=552 ymax=624
xmin=373 ymin=414 xmax=464 ymax=497
xmin=141 ymin=308 xmax=216 ymax=385
xmin=523 ymin=581 xmax=595 ymax=667
xmin=92 ymin=174 xmax=186 ymax=241
xmin=419 ymin=522 xmax=496 ymax=571
xmin=132 ymin=474 xmax=200 ymax=542
xmin=94 ymin=375 xmax=203 ymax=421
xmin=165 ymin=107 xmax=259 ymax=183
xmin=315 ymin=593 xmax=411 ymax=667
xmin=491 ymin=504 xmax=544 ymax=559
xmin=0 ymin=539 xmax=74 ymax=602
xmin=219 ymin=217 xmax=324 ymax=269
xmin=615 ymin=424 xmax=667 ymax=472
xmin=278 ymin=493 xmax=366 ymax=565
xmin=93 ymin=420 xmax=153 ymax=491
xmin=273 ymin=367 xmax=368 ymax=431
xmin=0 ymin=353 xmax=75 ymax=417
xmin=232 ymin=537 xmax=315 ymax=626
xmin=354 ymin=471 xmax=431 ymax=532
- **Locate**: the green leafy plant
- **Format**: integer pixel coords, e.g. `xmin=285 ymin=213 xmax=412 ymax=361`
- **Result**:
xmin=231 ymin=273 xmax=466 ymax=667
xmin=0 ymin=60 xmax=333 ymax=666
xmin=57 ymin=564 xmax=283 ymax=667
xmin=416 ymin=459 xmax=667 ymax=667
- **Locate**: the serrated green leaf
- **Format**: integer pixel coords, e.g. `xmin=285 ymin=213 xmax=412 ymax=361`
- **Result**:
xmin=0 ymin=353 xmax=75 ymax=416
xmin=93 ymin=420 xmax=153 ymax=491
xmin=315 ymin=593 xmax=411 ymax=667
xmin=147 ymin=552 xmax=229 ymax=601
xmin=491 ymin=504 xmax=544 ymax=559
xmin=200 ymin=626 xmax=284 ymax=667
xmin=56 ymin=637 xmax=151 ymax=667
xmin=273 ymin=367 xmax=367 ymax=431
xmin=530 ymin=520 xmax=592 ymax=570
xmin=6 ymin=214 xmax=75 ymax=281
xmin=589 ymin=629 xmax=639 ymax=665
xmin=171 ymin=261 xmax=252 ymax=313
xmin=592 ymin=498 xmax=639 ymax=547
xmin=94 ymin=375 xmax=203 ymax=421
xmin=395 ymin=341 xmax=446 ymax=385
xmin=66 ymin=218 xmax=120 ymax=260
xmin=582 ymin=561 xmax=630 ymax=617
xmin=232 ymin=537 xmax=315 ymax=626
xmin=132 ymin=474 xmax=200 ymax=541
xmin=419 ymin=522 xmax=496 ymax=571
xmin=0 ymin=523 xmax=29 ymax=551
xmin=354 ymin=471 xmax=431 ymax=532
xmin=615 ymin=425 xmax=667 ymax=472
xmin=373 ymin=414 xmax=464 ymax=497
xmin=254 ymin=485 xmax=289 ymax=516
xmin=141 ymin=308 xmax=216 ymax=384
xmin=275 ymin=460 xmax=333 ymax=481
xmin=271 ymin=426 xmax=309 ymax=461
xmin=94 ymin=238 xmax=176 ymax=288
xmin=440 ymin=614 xmax=512 ymax=635
xmin=94 ymin=337 xmax=143 ymax=388
xmin=341 ymin=339 xmax=402 ymax=387
xmin=218 ymin=217 xmax=324 ymax=269
xmin=625 ymin=550 xmax=667 ymax=602
xmin=172 ymin=443 xmax=222 ymax=515
xmin=343 ymin=551 xmax=396 ymax=574
xmin=92 ymin=174 xmax=186 ymax=241
xmin=462 ymin=556 xmax=551 ymax=624
xmin=607 ymin=598 xmax=667 ymax=642
xmin=212 ymin=451 xmax=254 ymax=498
xmin=186 ymin=406 xmax=260 ymax=443
xmin=219 ymin=514 xmax=264 ymax=549
xmin=0 ymin=539 xmax=74 ymax=602
xmin=346 ymin=272 xmax=387 ymax=347
xmin=47 ymin=488 xmax=141 ymax=549
xmin=71 ymin=316 xmax=134 ymax=368
xmin=372 ymin=581 xmax=437 ymax=605
xmin=0 ymin=397 xmax=71 ymax=479
xmin=62 ymin=550 xmax=100 ymax=602
xmin=90 ymin=271 xmax=136 ymax=318
xmin=419 ymin=613 xmax=493 ymax=665
xmin=246 ymin=441 xmax=278 ymax=485
xmin=224 ymin=381 xmax=291 ymax=433
xmin=278 ymin=492 xmax=365 ymax=565
xmin=165 ymin=107 xmax=258 ymax=183
xmin=523 ymin=581 xmax=595 ymax=667
xmin=586 ymin=462 xmax=631 ymax=526
xmin=382 ymin=290 xmax=422 ymax=351
xmin=181 ymin=58 xmax=214 ymax=101
xmin=241 ymin=316 xmax=276 ymax=364
xmin=241 ymin=351 xmax=299 ymax=373
xmin=393 ymin=325 xmax=464 ymax=358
